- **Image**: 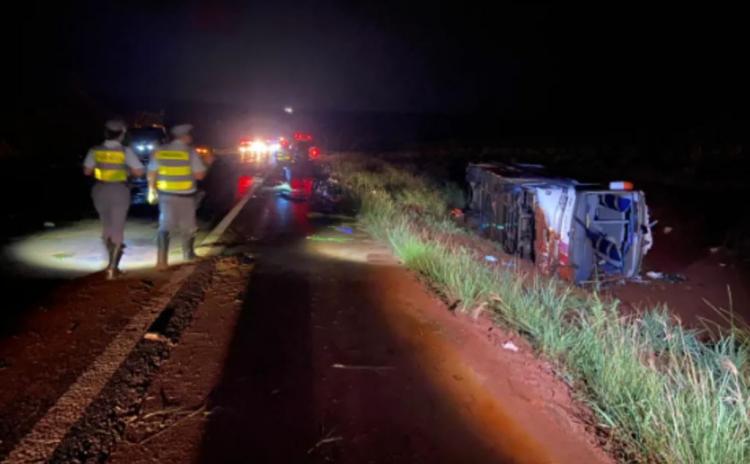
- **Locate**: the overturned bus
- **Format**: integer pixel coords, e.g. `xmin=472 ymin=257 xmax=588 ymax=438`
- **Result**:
xmin=466 ymin=163 xmax=653 ymax=284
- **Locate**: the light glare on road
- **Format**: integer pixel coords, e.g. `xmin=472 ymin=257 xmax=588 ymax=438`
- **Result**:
xmin=6 ymin=219 xmax=191 ymax=277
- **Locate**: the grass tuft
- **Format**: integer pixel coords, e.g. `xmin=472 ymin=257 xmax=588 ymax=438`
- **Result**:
xmin=331 ymin=154 xmax=750 ymax=464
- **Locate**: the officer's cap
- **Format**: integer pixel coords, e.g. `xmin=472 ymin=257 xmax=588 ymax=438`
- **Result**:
xmin=171 ymin=124 xmax=193 ymax=137
xmin=105 ymin=120 xmax=127 ymax=132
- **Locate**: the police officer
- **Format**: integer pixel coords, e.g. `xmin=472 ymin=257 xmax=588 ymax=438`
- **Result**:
xmin=147 ymin=124 xmax=206 ymax=269
xmin=83 ymin=120 xmax=145 ymax=279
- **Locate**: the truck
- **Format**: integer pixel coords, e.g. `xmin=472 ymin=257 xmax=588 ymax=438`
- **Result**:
xmin=466 ymin=162 xmax=653 ymax=284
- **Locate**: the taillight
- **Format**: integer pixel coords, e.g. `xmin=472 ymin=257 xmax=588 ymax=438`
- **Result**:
xmin=308 ymin=146 xmax=320 ymax=160
xmin=237 ymin=175 xmax=253 ymax=197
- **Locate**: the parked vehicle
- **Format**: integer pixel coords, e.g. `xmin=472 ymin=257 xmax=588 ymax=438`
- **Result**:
xmin=126 ymin=125 xmax=167 ymax=165
xmin=466 ymin=162 xmax=653 ymax=284
xmin=125 ymin=125 xmax=168 ymax=205
xmin=195 ymin=145 xmax=215 ymax=166
xmin=238 ymin=138 xmax=278 ymax=165
xmin=290 ymin=132 xmax=321 ymax=163
xmin=280 ymin=132 xmax=321 ymax=182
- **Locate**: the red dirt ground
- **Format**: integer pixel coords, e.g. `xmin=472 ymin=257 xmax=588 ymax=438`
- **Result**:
xmin=612 ymin=225 xmax=750 ymax=327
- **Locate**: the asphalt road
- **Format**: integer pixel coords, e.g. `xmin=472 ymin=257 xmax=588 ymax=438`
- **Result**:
xmin=0 ymin=154 xmax=264 ymax=459
xmin=104 ymin=174 xmax=608 ymax=464
xmin=0 ymin=156 xmax=610 ymax=463
xmin=0 ymin=154 xmax=253 ymax=333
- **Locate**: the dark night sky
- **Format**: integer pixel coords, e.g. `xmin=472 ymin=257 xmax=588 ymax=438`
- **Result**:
xmin=4 ymin=2 xmax=750 ymax=125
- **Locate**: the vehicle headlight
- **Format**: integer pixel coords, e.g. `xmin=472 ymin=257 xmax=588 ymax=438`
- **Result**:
xmin=135 ymin=144 xmax=145 ymax=152
xmin=146 ymin=144 xmax=154 ymax=151
xmin=250 ymin=140 xmax=268 ymax=153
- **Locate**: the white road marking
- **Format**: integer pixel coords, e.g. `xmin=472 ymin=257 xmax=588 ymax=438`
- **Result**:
xmin=4 ymin=266 xmax=193 ymax=464
xmin=4 ymin=177 xmax=264 ymax=463
xmin=199 ymin=176 xmax=264 ymax=257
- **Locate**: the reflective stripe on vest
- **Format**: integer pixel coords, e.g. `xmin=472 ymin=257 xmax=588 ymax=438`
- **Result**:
xmin=94 ymin=150 xmax=127 ymax=182
xmin=154 ymin=150 xmax=194 ymax=193
xmin=158 ymin=165 xmax=192 ymax=176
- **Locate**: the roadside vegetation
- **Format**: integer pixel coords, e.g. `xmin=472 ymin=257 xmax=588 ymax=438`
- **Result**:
xmin=330 ymin=154 xmax=750 ymax=464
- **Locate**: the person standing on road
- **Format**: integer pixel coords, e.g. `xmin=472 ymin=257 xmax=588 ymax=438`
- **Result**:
xmin=83 ymin=120 xmax=145 ymax=279
xmin=147 ymin=124 xmax=206 ymax=270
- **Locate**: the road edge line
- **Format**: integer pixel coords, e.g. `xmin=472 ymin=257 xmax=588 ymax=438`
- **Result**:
xmin=4 ymin=178 xmax=262 ymax=463
xmin=199 ymin=176 xmax=264 ymax=256
xmin=3 ymin=266 xmax=193 ymax=464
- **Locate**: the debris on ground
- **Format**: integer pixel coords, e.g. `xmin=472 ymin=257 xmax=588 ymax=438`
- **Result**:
xmin=331 ymin=363 xmax=394 ymax=371
xmin=313 ymin=176 xmax=345 ymax=204
xmin=663 ymin=226 xmax=673 ymax=235
xmin=307 ymin=435 xmax=343 ymax=455
xmin=334 ymin=226 xmax=354 ymax=235
xmin=138 ymin=404 xmax=208 ymax=445
xmin=268 ymin=182 xmax=291 ymax=193
xmin=143 ymin=332 xmax=169 ymax=343
xmin=646 ymin=271 xmax=663 ymax=280
xmin=501 ymin=341 xmax=520 ymax=352
xmin=306 ymin=235 xmax=352 ymax=243
xmin=709 ymin=246 xmax=721 ymax=254
xmin=484 ymin=255 xmax=498 ymax=263
xmin=43 ymin=221 xmax=56 ymax=228
xmin=646 ymin=271 xmax=688 ymax=283
xmin=450 ymin=208 xmax=464 ymax=219
xmin=666 ymin=274 xmax=688 ymax=283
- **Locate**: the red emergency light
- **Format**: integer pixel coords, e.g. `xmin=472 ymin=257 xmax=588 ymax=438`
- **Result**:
xmin=308 ymin=146 xmax=321 ymax=160
xmin=293 ymin=132 xmax=313 ymax=142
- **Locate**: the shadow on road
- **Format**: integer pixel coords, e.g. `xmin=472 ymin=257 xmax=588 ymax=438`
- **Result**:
xmin=196 ymin=186 xmax=512 ymax=463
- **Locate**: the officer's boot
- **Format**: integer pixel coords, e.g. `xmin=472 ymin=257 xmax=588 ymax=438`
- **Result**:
xmin=106 ymin=243 xmax=124 ymax=280
xmin=157 ymin=232 xmax=170 ymax=270
xmin=182 ymin=233 xmax=197 ymax=262
xmin=104 ymin=238 xmax=115 ymax=268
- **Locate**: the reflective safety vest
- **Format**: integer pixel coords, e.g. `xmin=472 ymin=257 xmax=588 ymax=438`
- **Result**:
xmin=94 ymin=150 xmax=127 ymax=182
xmin=154 ymin=150 xmax=195 ymax=193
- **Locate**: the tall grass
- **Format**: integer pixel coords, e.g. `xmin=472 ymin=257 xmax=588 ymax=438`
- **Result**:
xmin=331 ymin=154 xmax=750 ymax=463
